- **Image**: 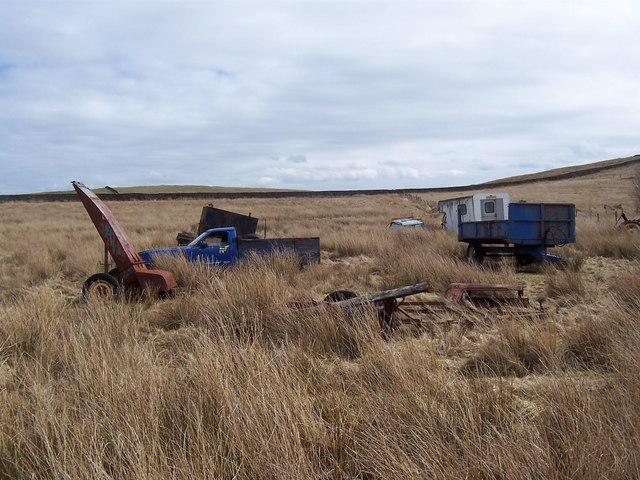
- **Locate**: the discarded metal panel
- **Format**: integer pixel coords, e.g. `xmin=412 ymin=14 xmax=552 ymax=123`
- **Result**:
xmin=178 ymin=204 xmax=259 ymax=245
xmin=176 ymin=231 xmax=198 ymax=245
xmin=198 ymin=204 xmax=258 ymax=237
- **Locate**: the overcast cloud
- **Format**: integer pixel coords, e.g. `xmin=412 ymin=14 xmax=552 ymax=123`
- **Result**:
xmin=1 ymin=1 xmax=639 ymax=193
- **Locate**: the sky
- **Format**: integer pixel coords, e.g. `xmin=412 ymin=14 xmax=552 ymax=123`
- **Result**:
xmin=1 ymin=1 xmax=639 ymax=194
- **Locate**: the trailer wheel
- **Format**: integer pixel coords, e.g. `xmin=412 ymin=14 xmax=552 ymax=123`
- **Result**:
xmin=515 ymin=254 xmax=535 ymax=268
xmin=466 ymin=244 xmax=484 ymax=264
xmin=624 ymin=221 xmax=640 ymax=233
xmin=83 ymin=273 xmax=120 ymax=302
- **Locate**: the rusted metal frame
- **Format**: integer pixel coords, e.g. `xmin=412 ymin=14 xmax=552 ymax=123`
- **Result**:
xmin=290 ymin=282 xmax=534 ymax=336
xmin=445 ymin=283 xmax=524 ymax=302
xmin=387 ymin=303 xmax=427 ymax=328
xmin=374 ymin=289 xmax=530 ymax=331
xmin=382 ymin=304 xmax=472 ymax=335
xmin=447 ymin=283 xmax=524 ymax=294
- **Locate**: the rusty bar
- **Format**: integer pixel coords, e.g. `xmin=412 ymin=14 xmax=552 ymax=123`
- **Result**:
xmin=72 ymin=181 xmax=145 ymax=274
xmin=103 ymin=243 xmax=109 ymax=274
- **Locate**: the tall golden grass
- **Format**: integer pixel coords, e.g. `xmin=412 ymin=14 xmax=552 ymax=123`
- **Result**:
xmin=1 ymin=190 xmax=639 ymax=478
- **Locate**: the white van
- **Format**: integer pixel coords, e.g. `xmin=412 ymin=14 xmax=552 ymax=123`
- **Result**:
xmin=437 ymin=193 xmax=510 ymax=231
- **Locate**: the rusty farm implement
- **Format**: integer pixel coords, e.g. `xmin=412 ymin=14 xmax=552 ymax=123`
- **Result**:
xmin=73 ymin=181 xmax=177 ymax=301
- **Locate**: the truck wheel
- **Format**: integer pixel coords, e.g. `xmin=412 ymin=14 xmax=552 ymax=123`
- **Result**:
xmin=82 ymin=273 xmax=120 ymax=302
xmin=466 ymin=244 xmax=484 ymax=264
xmin=323 ymin=290 xmax=358 ymax=303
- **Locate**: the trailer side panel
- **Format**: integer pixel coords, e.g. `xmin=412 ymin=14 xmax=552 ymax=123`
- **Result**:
xmin=458 ymin=202 xmax=575 ymax=247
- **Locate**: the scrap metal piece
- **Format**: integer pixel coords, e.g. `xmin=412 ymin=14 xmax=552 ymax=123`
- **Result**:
xmin=177 ymin=204 xmax=260 ymax=245
xmin=445 ymin=283 xmax=526 ymax=304
xmin=618 ymin=212 xmax=640 ymax=232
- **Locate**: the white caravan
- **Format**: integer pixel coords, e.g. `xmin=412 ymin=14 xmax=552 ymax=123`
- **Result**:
xmin=438 ymin=193 xmax=510 ymax=232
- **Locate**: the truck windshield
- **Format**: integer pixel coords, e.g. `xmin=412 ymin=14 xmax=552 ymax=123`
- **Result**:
xmin=188 ymin=230 xmax=229 ymax=247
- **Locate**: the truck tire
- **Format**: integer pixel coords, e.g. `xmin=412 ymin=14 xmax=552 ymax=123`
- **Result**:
xmin=466 ymin=244 xmax=485 ymax=264
xmin=83 ymin=273 xmax=121 ymax=302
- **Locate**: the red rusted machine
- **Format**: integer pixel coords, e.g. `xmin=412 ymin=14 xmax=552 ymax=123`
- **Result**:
xmin=72 ymin=181 xmax=177 ymax=301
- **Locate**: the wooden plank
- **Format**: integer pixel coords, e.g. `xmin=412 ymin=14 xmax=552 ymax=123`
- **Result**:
xmin=336 ymin=282 xmax=431 ymax=307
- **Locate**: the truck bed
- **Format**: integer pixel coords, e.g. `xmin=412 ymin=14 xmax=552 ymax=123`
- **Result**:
xmin=238 ymin=237 xmax=321 ymax=264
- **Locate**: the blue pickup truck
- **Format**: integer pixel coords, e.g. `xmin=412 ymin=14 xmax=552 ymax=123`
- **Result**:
xmin=458 ymin=202 xmax=576 ymax=265
xmin=139 ymin=226 xmax=320 ymax=267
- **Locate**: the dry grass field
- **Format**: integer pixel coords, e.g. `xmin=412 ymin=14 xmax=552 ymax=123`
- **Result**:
xmin=1 ymin=161 xmax=640 ymax=478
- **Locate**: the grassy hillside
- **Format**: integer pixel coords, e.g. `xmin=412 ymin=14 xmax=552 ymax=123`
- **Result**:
xmin=482 ymin=155 xmax=640 ymax=186
xmin=1 ymin=159 xmax=639 ymax=478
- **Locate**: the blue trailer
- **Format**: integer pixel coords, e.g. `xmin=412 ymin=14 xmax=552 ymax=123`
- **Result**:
xmin=458 ymin=202 xmax=576 ymax=264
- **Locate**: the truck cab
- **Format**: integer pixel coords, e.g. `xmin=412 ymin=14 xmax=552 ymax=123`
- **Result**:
xmin=184 ymin=227 xmax=238 ymax=265
xmin=139 ymin=227 xmax=241 ymax=267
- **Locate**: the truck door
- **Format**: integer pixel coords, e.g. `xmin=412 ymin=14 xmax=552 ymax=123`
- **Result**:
xmin=480 ymin=199 xmax=499 ymax=221
xmin=186 ymin=231 xmax=233 ymax=265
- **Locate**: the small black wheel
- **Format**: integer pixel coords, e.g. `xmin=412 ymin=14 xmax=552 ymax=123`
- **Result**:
xmin=466 ymin=244 xmax=484 ymax=264
xmin=82 ymin=273 xmax=120 ymax=302
xmin=323 ymin=290 xmax=358 ymax=303
xmin=377 ymin=308 xmax=394 ymax=339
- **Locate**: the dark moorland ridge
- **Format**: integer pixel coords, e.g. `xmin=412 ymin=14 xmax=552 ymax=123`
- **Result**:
xmin=2 ymin=155 xmax=638 ymax=203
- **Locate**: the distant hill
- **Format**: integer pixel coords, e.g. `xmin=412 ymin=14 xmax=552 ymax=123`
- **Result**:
xmin=40 ymin=184 xmax=300 ymax=195
xmin=105 ymin=185 xmax=301 ymax=194
xmin=2 ymin=155 xmax=639 ymax=203
xmin=480 ymin=155 xmax=640 ymax=187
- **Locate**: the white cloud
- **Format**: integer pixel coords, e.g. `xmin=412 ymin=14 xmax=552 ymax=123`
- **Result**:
xmin=1 ymin=1 xmax=639 ymax=193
